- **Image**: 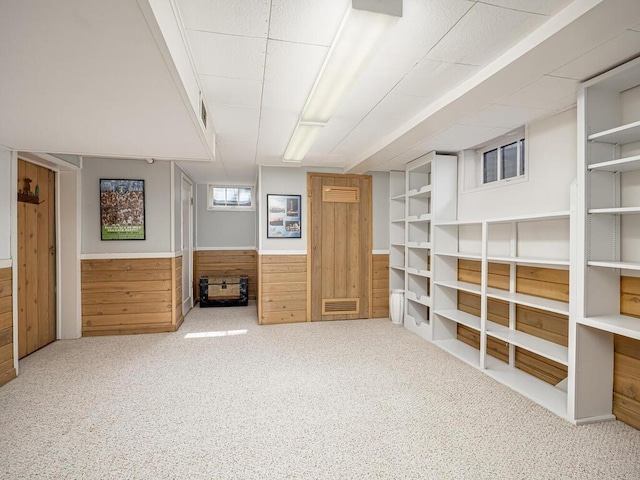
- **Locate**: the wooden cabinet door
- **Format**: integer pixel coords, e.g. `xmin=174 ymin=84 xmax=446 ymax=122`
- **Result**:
xmin=17 ymin=160 xmax=56 ymax=358
xmin=308 ymin=173 xmax=372 ymax=321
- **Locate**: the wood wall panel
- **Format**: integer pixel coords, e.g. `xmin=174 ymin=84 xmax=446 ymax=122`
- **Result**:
xmin=615 ymin=277 xmax=640 ymax=429
xmin=372 ymin=254 xmax=389 ymax=318
xmin=457 ymin=261 xmax=568 ymax=385
xmin=194 ymin=250 xmax=257 ymax=301
xmin=81 ymin=258 xmax=182 ymax=336
xmin=259 ymin=255 xmax=307 ymax=325
xmin=0 ymin=267 xmax=16 ymax=387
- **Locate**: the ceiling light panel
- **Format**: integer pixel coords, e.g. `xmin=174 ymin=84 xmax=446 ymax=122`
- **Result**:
xmin=283 ymin=123 xmax=326 ymax=161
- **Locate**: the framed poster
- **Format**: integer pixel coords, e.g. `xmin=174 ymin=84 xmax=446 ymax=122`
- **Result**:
xmin=267 ymin=194 xmax=301 ymax=238
xmin=100 ymin=179 xmax=146 ymax=240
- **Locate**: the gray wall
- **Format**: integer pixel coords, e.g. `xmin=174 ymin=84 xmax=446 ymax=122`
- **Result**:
xmin=81 ymin=158 xmax=172 ymax=253
xmin=369 ymin=171 xmax=390 ymax=250
xmin=0 ymin=149 xmax=11 ymax=259
xmin=195 ymin=183 xmax=256 ymax=248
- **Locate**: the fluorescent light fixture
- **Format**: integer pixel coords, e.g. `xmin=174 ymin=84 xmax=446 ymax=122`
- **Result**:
xmin=282 ymin=0 xmax=401 ymax=163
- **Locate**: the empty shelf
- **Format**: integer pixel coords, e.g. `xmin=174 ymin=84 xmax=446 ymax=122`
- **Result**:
xmin=485 ymin=211 xmax=570 ymax=224
xmin=432 ymin=339 xmax=481 ymax=368
xmin=435 ymin=309 xmax=481 ymax=331
xmin=486 ymin=287 xmax=569 ymax=315
xmin=486 ymin=255 xmax=569 ymax=267
xmin=406 ymin=267 xmax=430 ymax=278
xmin=435 ymin=280 xmax=481 ymax=295
xmin=406 ymin=242 xmax=431 ymax=249
xmin=486 ymin=321 xmax=568 ymax=365
xmin=578 ymin=314 xmax=640 ymax=340
xmin=389 ymin=265 xmax=405 ymax=271
xmin=407 ymin=185 xmax=432 ymax=197
xmin=588 ymin=154 xmax=640 ymax=172
xmin=436 ymin=251 xmax=482 ymax=260
xmin=588 ymin=206 xmax=640 ymax=215
xmin=406 ymin=291 xmax=430 ymax=306
xmin=407 ymin=214 xmax=431 ymax=222
xmin=588 ymin=261 xmax=640 ymax=271
xmin=588 ymin=120 xmax=640 ymax=144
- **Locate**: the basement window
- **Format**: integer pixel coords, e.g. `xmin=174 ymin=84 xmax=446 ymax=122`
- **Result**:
xmin=207 ymin=185 xmax=254 ymax=211
xmin=481 ymin=133 xmax=526 ymax=185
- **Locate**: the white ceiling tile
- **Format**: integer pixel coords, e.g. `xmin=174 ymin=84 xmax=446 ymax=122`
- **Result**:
xmin=497 ymin=75 xmax=578 ymax=110
xmin=256 ymin=109 xmax=299 ymax=157
xmin=310 ymin=116 xmax=362 ymax=155
xmin=426 ymin=3 xmax=547 ymax=66
xmin=220 ymin=163 xmax=259 ymax=184
xmin=200 ymin=75 xmax=263 ymax=109
xmin=177 ymin=159 xmax=230 ymax=184
xmin=461 ymin=104 xmax=554 ymax=129
xmin=479 ymin=0 xmax=572 ymax=16
xmin=370 ymin=94 xmax=433 ymax=120
xmin=210 ymin=105 xmax=260 ymax=144
xmin=394 ymin=59 xmax=480 ymax=98
xmin=269 ymin=0 xmax=349 ymax=46
xmin=551 ymin=30 xmax=640 ymax=81
xmin=187 ymin=30 xmax=266 ymax=80
xmin=217 ymin=138 xmax=257 ymax=165
xmin=177 ymin=0 xmax=270 ymax=38
xmin=414 ymin=125 xmax=511 ymax=152
xmin=261 ymin=40 xmax=327 ymax=112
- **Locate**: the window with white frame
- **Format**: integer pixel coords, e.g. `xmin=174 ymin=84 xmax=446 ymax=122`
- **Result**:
xmin=481 ymin=135 xmax=526 ymax=185
xmin=207 ymin=185 xmax=254 ymax=211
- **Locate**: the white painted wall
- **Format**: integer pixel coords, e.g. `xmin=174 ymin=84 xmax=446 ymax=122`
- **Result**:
xmin=0 ymin=149 xmax=11 ymax=259
xmin=369 ymin=171 xmax=390 ymax=251
xmin=457 ymin=108 xmax=578 ymax=220
xmin=195 ymin=184 xmax=256 ymax=248
xmin=81 ymin=158 xmax=172 ymax=254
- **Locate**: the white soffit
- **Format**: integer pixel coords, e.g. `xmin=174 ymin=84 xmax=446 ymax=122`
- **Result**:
xmin=551 ymin=29 xmax=640 ymax=81
xmin=497 ymin=75 xmax=578 ymax=111
xmin=414 ymin=124 xmax=512 ymax=153
xmin=187 ymin=30 xmax=266 ymax=80
xmin=480 ymin=0 xmax=572 ymax=16
xmin=177 ymin=0 xmax=270 ymax=37
xmin=269 ymin=0 xmax=350 ymax=46
xmin=394 ymin=59 xmax=481 ymax=99
xmin=425 ymin=3 xmax=549 ymax=67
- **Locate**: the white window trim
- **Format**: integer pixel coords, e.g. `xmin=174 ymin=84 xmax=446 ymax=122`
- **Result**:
xmin=207 ymin=185 xmax=255 ymax=211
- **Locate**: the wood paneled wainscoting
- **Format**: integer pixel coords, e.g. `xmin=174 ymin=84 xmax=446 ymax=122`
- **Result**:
xmin=194 ymin=250 xmax=257 ymax=302
xmin=0 ymin=266 xmax=16 ymax=386
xmin=81 ymin=256 xmax=184 ymax=336
xmin=457 ymin=260 xmax=569 ymax=386
xmin=615 ymin=277 xmax=640 ymax=430
xmin=372 ymin=254 xmax=389 ymax=318
xmin=258 ymin=255 xmax=307 ymax=325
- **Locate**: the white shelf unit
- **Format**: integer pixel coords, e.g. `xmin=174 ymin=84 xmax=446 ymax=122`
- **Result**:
xmin=388 ymin=152 xmax=457 ymax=341
xmin=575 ymin=57 xmax=640 ymax=424
xmin=432 ymin=210 xmax=573 ymax=420
xmin=389 ymin=171 xmax=406 ymax=291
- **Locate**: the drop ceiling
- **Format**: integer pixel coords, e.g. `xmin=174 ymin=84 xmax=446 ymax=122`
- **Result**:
xmin=1 ymin=1 xmax=640 ymax=185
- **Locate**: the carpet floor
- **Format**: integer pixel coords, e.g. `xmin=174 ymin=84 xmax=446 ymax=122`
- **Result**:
xmin=1 ymin=303 xmax=639 ymax=479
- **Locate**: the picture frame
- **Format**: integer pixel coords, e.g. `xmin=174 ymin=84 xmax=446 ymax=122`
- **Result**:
xmin=99 ymin=179 xmax=146 ymax=240
xmin=267 ymin=194 xmax=301 ymax=238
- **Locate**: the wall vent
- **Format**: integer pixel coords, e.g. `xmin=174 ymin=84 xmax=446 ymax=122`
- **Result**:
xmin=322 ymin=186 xmax=360 ymax=203
xmin=322 ymin=298 xmax=359 ymax=315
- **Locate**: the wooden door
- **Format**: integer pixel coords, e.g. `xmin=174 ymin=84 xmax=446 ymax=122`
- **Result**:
xmin=17 ymin=160 xmax=56 ymax=358
xmin=308 ymin=173 xmax=372 ymax=321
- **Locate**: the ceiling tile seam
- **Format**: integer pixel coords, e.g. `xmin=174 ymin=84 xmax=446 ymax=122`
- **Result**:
xmin=253 ymin=0 xmax=274 ymax=168
xmin=185 ymin=28 xmax=267 ymax=41
xmin=266 ymin=37 xmax=330 ymax=49
xmin=475 ymin=1 xmax=551 ymax=17
xmin=327 ymin=2 xmax=480 ymax=156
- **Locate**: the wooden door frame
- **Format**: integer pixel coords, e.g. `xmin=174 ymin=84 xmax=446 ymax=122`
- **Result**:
xmin=306 ymin=172 xmax=373 ymax=322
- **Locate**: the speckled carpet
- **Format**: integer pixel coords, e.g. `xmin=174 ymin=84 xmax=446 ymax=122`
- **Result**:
xmin=1 ymin=302 xmax=639 ymax=479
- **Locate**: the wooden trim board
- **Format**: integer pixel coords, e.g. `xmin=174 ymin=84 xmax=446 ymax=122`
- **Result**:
xmin=0 ymin=267 xmax=16 ymax=387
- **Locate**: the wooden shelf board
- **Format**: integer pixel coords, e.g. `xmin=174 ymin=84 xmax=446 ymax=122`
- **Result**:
xmin=588 ymin=120 xmax=640 ymax=144
xmin=486 ymin=321 xmax=569 ymax=365
xmin=406 ymin=242 xmax=431 ymax=249
xmin=406 ymin=267 xmax=430 ymax=278
xmin=436 ymin=251 xmax=482 ymax=260
xmin=588 ymin=260 xmax=640 ymax=271
xmin=484 ymin=358 xmax=568 ymax=419
xmin=486 ymin=256 xmax=569 ymax=267
xmin=588 ymin=154 xmax=640 ymax=172
xmin=485 ymin=287 xmax=569 ymax=315
xmin=486 ymin=210 xmax=570 ymax=224
xmin=588 ymin=206 xmax=640 ymax=215
xmin=406 ymin=291 xmax=431 ymax=307
xmin=435 ymin=309 xmax=481 ymax=331
xmin=578 ymin=314 xmax=640 ymax=340
xmin=432 ymin=338 xmax=481 ymax=368
xmin=434 ymin=280 xmax=481 ymax=295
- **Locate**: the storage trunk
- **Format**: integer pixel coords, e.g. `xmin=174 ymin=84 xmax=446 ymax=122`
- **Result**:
xmin=199 ymin=275 xmax=248 ymax=307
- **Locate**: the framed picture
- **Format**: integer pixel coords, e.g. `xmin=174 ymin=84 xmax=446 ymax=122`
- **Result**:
xmin=267 ymin=194 xmax=301 ymax=238
xmin=100 ymin=179 xmax=146 ymax=240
